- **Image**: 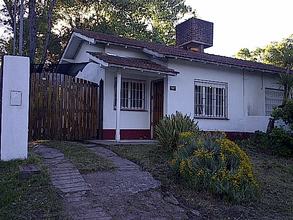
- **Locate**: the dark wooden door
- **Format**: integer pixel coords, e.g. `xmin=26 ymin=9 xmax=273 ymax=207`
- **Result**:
xmin=152 ymin=80 xmax=164 ymax=129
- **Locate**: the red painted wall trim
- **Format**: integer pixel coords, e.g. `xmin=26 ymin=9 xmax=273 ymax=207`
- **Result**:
xmin=102 ymin=129 xmax=151 ymax=140
xmin=225 ymin=132 xmax=253 ymax=141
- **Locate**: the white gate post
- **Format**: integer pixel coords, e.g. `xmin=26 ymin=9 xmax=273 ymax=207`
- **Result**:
xmin=1 ymin=55 xmax=30 ymax=161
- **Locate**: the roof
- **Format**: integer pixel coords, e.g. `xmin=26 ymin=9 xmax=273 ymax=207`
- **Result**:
xmin=73 ymin=29 xmax=288 ymax=74
xmin=88 ymin=52 xmax=179 ymax=75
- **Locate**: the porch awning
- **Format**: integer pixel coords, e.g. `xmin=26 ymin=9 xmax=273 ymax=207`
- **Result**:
xmin=87 ymin=52 xmax=179 ymax=76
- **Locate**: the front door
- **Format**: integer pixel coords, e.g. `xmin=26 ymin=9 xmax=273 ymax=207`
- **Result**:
xmin=152 ymin=80 xmax=164 ymax=136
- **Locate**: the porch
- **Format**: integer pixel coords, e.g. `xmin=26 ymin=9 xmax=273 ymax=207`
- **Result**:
xmin=80 ymin=52 xmax=179 ymax=142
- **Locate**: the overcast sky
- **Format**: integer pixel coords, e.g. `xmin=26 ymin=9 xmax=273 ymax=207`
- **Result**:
xmin=185 ymin=0 xmax=293 ymax=56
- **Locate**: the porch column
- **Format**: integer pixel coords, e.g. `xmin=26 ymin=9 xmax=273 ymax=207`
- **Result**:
xmin=115 ymin=73 xmax=121 ymax=142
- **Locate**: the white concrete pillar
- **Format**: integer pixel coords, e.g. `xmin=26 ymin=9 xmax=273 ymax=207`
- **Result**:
xmin=1 ymin=55 xmax=30 ymax=161
xmin=115 ymin=73 xmax=121 ymax=142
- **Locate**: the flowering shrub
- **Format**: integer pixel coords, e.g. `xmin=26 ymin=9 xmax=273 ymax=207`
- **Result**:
xmin=171 ymin=132 xmax=259 ymax=202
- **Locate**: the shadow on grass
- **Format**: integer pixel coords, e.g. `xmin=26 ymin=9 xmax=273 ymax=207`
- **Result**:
xmin=0 ymin=152 xmax=64 ymax=219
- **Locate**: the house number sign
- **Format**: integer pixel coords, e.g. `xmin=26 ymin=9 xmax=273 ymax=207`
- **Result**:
xmin=170 ymin=86 xmax=176 ymax=91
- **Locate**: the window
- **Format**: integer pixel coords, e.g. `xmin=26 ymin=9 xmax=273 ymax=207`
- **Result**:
xmin=194 ymin=79 xmax=228 ymax=119
xmin=265 ymin=88 xmax=283 ymax=116
xmin=114 ymin=78 xmax=146 ymax=110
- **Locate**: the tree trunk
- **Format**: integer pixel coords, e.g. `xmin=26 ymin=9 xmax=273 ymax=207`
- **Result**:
xmin=13 ymin=0 xmax=18 ymax=55
xmin=40 ymin=0 xmax=56 ymax=64
xmin=29 ymin=0 xmax=37 ymax=63
xmin=18 ymin=0 xmax=24 ymax=56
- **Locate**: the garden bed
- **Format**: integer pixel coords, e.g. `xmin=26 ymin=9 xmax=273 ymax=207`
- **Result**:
xmin=108 ymin=144 xmax=293 ymax=219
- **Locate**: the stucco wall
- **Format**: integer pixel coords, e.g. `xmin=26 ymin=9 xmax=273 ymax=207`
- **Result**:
xmin=167 ymin=60 xmax=279 ymax=132
xmin=1 ymin=56 xmax=30 ymax=161
xmin=74 ymin=42 xmax=104 ymax=63
xmin=103 ymin=69 xmax=152 ymax=130
xmin=68 ymin=38 xmax=281 ymax=134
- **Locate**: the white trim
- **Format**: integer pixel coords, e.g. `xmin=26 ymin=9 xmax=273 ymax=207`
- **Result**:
xmin=142 ymin=48 xmax=165 ymax=58
xmin=109 ymin=64 xmax=177 ymax=76
xmin=74 ymin=32 xmax=96 ymax=44
xmin=87 ymin=53 xmax=109 ymax=67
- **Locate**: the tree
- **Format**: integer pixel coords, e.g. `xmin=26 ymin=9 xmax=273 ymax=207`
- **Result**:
xmin=28 ymin=0 xmax=36 ymax=62
xmin=236 ymin=35 xmax=293 ymax=104
xmin=0 ymin=0 xmax=195 ymax=63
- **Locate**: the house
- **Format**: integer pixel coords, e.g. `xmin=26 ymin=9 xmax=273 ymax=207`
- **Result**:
xmin=60 ymin=18 xmax=286 ymax=141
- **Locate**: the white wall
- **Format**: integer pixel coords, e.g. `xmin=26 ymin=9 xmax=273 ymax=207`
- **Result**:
xmin=1 ymin=56 xmax=30 ymax=161
xmin=74 ymin=42 xmax=104 ymax=63
xmin=105 ymin=45 xmax=148 ymax=59
xmin=167 ymin=60 xmax=279 ymax=133
xmin=103 ymin=69 xmax=152 ymax=130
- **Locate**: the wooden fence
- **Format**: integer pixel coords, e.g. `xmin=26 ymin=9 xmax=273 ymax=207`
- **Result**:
xmin=29 ymin=71 xmax=99 ymax=140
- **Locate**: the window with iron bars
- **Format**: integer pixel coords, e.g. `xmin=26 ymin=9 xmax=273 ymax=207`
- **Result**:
xmin=194 ymin=79 xmax=228 ymax=119
xmin=114 ymin=78 xmax=146 ymax=110
xmin=265 ymin=88 xmax=283 ymax=116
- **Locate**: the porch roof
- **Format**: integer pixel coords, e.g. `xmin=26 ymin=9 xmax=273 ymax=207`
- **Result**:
xmin=88 ymin=52 xmax=179 ymax=76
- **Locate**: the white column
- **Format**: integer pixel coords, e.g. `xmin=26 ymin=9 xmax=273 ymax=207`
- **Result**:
xmin=115 ymin=73 xmax=121 ymax=142
xmin=1 ymin=56 xmax=30 ymax=161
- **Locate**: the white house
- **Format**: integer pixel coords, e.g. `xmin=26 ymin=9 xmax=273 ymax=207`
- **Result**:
xmin=60 ymin=18 xmax=286 ymax=141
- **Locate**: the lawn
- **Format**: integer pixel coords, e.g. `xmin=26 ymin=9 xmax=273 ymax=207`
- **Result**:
xmin=108 ymin=144 xmax=293 ymax=219
xmin=37 ymin=141 xmax=116 ymax=173
xmin=0 ymin=152 xmax=64 ymax=219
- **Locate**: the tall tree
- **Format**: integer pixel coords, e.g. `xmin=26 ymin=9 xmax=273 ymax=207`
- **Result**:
xmin=40 ymin=0 xmax=56 ymax=64
xmin=29 ymin=0 xmax=37 ymax=62
xmin=236 ymin=35 xmax=293 ymax=104
xmin=18 ymin=0 xmax=24 ymax=55
xmin=1 ymin=0 xmax=195 ymax=63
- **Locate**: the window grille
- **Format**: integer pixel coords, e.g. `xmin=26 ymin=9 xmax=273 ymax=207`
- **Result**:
xmin=265 ymin=88 xmax=283 ymax=116
xmin=115 ymin=78 xmax=146 ymax=110
xmin=194 ymin=79 xmax=228 ymax=119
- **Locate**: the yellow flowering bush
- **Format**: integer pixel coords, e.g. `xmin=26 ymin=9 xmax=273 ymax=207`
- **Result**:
xmin=170 ymin=133 xmax=259 ymax=202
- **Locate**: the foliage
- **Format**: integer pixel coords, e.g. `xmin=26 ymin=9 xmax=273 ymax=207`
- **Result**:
xmin=170 ymin=132 xmax=259 ymax=202
xmin=236 ymin=35 xmax=293 ymax=68
xmin=0 ymin=152 xmax=64 ymax=219
xmin=246 ymin=128 xmax=293 ymax=157
xmin=272 ymin=99 xmax=293 ymax=128
xmin=236 ymin=35 xmax=293 ymax=105
xmin=155 ymin=112 xmax=199 ymax=152
xmin=0 ymin=0 xmax=195 ymax=63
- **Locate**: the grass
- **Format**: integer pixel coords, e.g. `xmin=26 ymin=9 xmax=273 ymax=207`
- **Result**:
xmin=0 ymin=152 xmax=64 ymax=219
xmin=108 ymin=144 xmax=293 ymax=219
xmin=37 ymin=141 xmax=115 ymax=173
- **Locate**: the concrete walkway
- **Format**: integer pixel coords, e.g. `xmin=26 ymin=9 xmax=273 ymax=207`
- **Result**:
xmin=36 ymin=144 xmax=192 ymax=219
xmin=34 ymin=145 xmax=111 ymax=220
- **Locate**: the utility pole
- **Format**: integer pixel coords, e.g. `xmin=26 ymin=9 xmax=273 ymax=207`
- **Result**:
xmin=18 ymin=0 xmax=24 ymax=56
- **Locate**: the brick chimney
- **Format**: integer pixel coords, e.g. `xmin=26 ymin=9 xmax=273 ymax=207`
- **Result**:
xmin=176 ymin=18 xmax=213 ymax=52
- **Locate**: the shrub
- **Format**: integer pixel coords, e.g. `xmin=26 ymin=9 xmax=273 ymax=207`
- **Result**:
xmin=243 ymin=128 xmax=293 ymax=157
xmin=155 ymin=112 xmax=199 ymax=152
xmin=272 ymin=100 xmax=293 ymax=130
xmin=171 ymin=132 xmax=259 ymax=202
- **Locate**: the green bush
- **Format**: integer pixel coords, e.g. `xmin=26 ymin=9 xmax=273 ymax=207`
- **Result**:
xmin=272 ymin=100 xmax=293 ymax=130
xmin=244 ymin=128 xmax=293 ymax=157
xmin=171 ymin=132 xmax=259 ymax=202
xmin=155 ymin=112 xmax=199 ymax=152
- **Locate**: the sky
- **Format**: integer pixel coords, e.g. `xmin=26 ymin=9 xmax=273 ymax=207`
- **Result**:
xmin=185 ymin=0 xmax=293 ymax=56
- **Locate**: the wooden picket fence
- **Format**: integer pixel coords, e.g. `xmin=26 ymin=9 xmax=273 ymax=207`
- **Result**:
xmin=29 ymin=71 xmax=99 ymax=140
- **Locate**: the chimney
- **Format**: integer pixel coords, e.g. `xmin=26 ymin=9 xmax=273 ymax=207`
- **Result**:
xmin=176 ymin=18 xmax=213 ymax=52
